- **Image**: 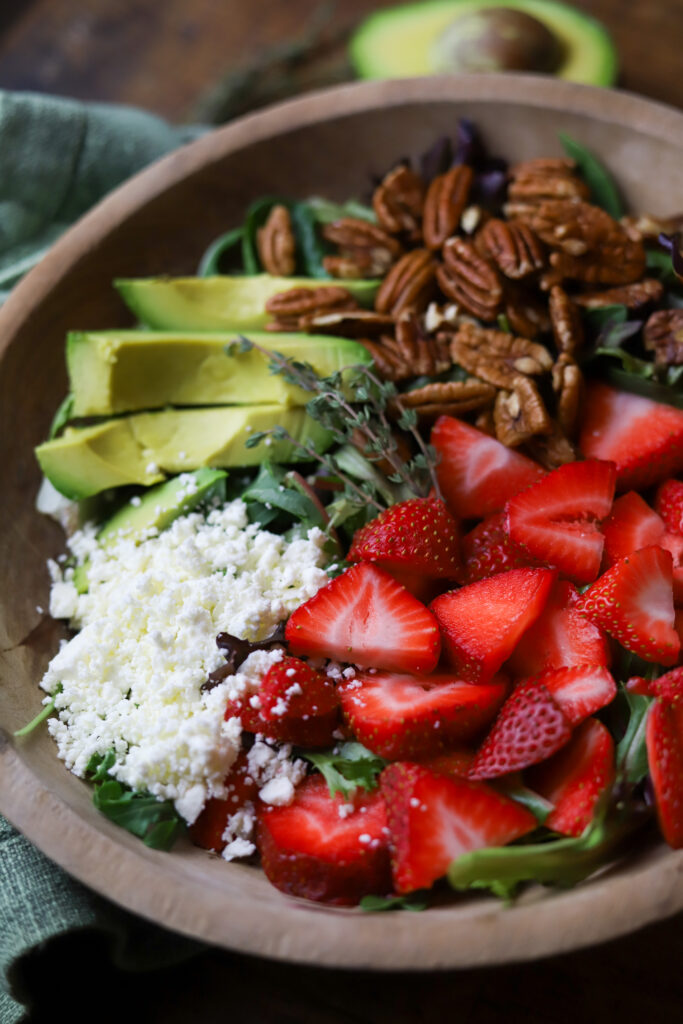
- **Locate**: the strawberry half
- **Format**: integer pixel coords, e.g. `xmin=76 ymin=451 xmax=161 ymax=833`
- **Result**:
xmin=462 ymin=511 xmax=535 ymax=582
xmin=575 ymin=546 xmax=680 ymax=665
xmin=347 ymin=497 xmax=463 ymax=593
xmin=469 ymin=679 xmax=573 ymax=780
xmin=430 ymin=566 xmax=556 ymax=682
xmin=188 ymin=752 xmax=257 ymax=852
xmin=506 ymin=579 xmax=611 ymax=677
xmin=528 ymin=718 xmax=615 ymax=837
xmin=338 ymin=671 xmax=508 ymax=759
xmin=285 ymin=562 xmax=441 ymax=674
xmin=579 ymin=382 xmax=683 ymax=491
xmin=431 ymin=415 xmax=544 ymax=520
xmin=380 ymin=762 xmax=536 ymax=893
xmin=655 ymin=479 xmax=683 ymax=535
xmin=628 ymin=667 xmax=683 ymax=701
xmin=530 ymin=664 xmax=617 ymax=725
xmin=505 ymin=459 xmax=616 ymax=584
xmin=602 ymin=491 xmax=683 ymax=605
xmin=258 ymin=656 xmax=339 ymax=747
xmin=646 ymin=698 xmax=683 ymax=849
xmin=256 ymin=774 xmax=391 ymax=905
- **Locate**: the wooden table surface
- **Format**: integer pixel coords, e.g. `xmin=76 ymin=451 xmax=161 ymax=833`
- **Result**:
xmin=2 ymin=2 xmax=683 ymax=1022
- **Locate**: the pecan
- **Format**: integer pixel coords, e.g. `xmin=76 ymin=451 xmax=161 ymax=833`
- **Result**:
xmin=643 ymin=309 xmax=683 ymax=366
xmin=360 ymin=321 xmax=451 ymax=381
xmin=372 ymin=164 xmax=425 ymax=239
xmin=395 ymin=379 xmax=496 ymax=420
xmin=513 ymin=200 xmax=646 ymax=285
xmin=503 ymin=284 xmax=551 ymax=339
xmin=437 ymin=237 xmax=503 ymax=321
xmin=507 ymin=158 xmax=590 ymax=205
xmin=549 ymin=285 xmax=584 ymax=355
xmin=450 ymin=322 xmax=553 ymax=387
xmin=322 ymin=218 xmax=403 ymax=278
xmin=621 ymin=212 xmax=683 ymax=240
xmin=375 ymin=248 xmax=437 ymax=316
xmin=552 ymin=354 xmax=583 ymax=439
xmin=358 ymin=338 xmax=407 ymax=381
xmin=525 ymin=425 xmax=577 ymax=470
xmin=574 ymin=278 xmax=664 ymax=311
xmin=256 ymin=205 xmax=296 ymax=276
xmin=423 ymin=300 xmax=461 ymax=334
xmin=299 ymin=310 xmax=394 ymax=338
xmin=422 ymin=165 xmax=474 ymax=250
xmin=474 ymin=407 xmax=496 ymax=436
xmin=493 ymin=376 xmax=551 ymax=447
xmin=265 ymin=285 xmax=359 ymax=330
xmin=477 ymin=218 xmax=545 ymax=280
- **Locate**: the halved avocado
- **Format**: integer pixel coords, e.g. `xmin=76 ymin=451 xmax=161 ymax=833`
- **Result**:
xmin=350 ymin=0 xmax=617 ymax=87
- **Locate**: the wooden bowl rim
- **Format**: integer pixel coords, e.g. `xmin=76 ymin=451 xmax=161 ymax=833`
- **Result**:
xmin=2 ymin=74 xmax=683 ymax=969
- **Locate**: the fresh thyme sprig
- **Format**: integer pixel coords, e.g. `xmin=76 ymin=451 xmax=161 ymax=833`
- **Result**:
xmin=227 ymin=336 xmax=441 ymax=513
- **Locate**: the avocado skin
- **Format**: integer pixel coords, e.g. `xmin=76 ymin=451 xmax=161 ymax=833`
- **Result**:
xmin=66 ymin=330 xmax=371 ymax=417
xmin=36 ymin=406 xmax=333 ymax=500
xmin=350 ymin=0 xmax=617 ymax=87
xmin=115 ymin=275 xmax=380 ymax=331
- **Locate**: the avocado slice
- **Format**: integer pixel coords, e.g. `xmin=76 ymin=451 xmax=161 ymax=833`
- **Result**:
xmin=66 ymin=330 xmax=371 ymax=417
xmin=36 ymin=405 xmax=332 ymax=499
xmin=115 ymin=275 xmax=380 ymax=331
xmin=350 ymin=0 xmax=617 ymax=87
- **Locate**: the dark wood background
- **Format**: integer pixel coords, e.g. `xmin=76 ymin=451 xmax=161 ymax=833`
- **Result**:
xmin=2 ymin=1 xmax=683 ymax=1022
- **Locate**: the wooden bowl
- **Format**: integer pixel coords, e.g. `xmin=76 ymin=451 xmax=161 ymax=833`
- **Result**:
xmin=1 ymin=75 xmax=683 ymax=969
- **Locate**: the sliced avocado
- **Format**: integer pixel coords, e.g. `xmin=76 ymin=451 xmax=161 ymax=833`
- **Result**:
xmin=35 ymin=405 xmax=332 ymax=499
xmin=98 ymin=467 xmax=228 ymax=542
xmin=66 ymin=330 xmax=371 ymax=416
xmin=350 ymin=0 xmax=617 ymax=87
xmin=115 ymin=275 xmax=380 ymax=331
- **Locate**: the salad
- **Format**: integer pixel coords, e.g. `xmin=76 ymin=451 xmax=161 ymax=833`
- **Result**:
xmin=25 ymin=119 xmax=683 ymax=910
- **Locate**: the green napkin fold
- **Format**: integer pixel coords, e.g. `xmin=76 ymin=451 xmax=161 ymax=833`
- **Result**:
xmin=0 ymin=89 xmax=207 ymax=1022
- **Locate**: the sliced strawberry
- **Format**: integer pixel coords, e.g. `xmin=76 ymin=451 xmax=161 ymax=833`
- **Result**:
xmin=506 ymin=579 xmax=611 ymax=676
xmin=380 ymin=762 xmax=536 ymax=893
xmin=338 ymin=671 xmax=508 ymax=760
xmin=531 ymin=664 xmax=617 ymax=725
xmin=462 ymin=511 xmax=535 ymax=582
xmin=580 ymin=382 xmax=683 ymax=491
xmin=257 ymin=656 xmax=339 ymax=747
xmin=417 ymin=749 xmax=475 ymax=777
xmin=602 ymin=491 xmax=683 ymax=605
xmin=285 ymin=562 xmax=441 ymax=674
xmin=431 ymin=415 xmax=544 ymax=520
xmin=646 ymin=698 xmax=683 ymax=848
xmin=505 ymin=460 xmax=616 ymax=584
xmin=656 ymin=479 xmax=683 ymax=535
xmin=528 ymin=718 xmax=615 ymax=837
xmin=189 ymin=752 xmax=257 ymax=852
xmin=256 ymin=774 xmax=391 ymax=905
xmin=632 ymin=666 xmax=683 ymax=701
xmin=469 ymin=679 xmax=573 ymax=780
xmin=575 ymin=546 xmax=680 ymax=665
xmin=348 ymin=497 xmax=462 ymax=587
xmin=430 ymin=567 xmax=556 ymax=682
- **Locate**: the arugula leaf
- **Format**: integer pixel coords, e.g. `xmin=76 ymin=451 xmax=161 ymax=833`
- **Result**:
xmin=615 ymin=689 xmax=652 ymax=786
xmin=582 ymin=303 xmax=628 ymax=334
xmin=595 ymin=318 xmax=643 ymax=351
xmin=48 ymin=393 xmax=74 ymax=439
xmin=559 ymin=133 xmax=624 ymax=219
xmin=198 ymin=226 xmax=244 ymax=276
xmin=13 ymin=683 xmax=63 ymax=737
xmin=290 ymin=201 xmax=330 ymax=278
xmin=303 ymin=741 xmax=387 ymax=799
xmin=305 ymin=196 xmax=376 ymax=225
xmin=493 ymin=778 xmax=553 ymax=825
xmin=360 ymin=893 xmax=427 ymax=913
xmin=241 ymin=461 xmax=327 ymax=531
xmin=646 ymin=248 xmax=681 ymax=287
xmin=603 ymin=367 xmax=683 ymax=408
xmin=86 ymin=748 xmax=117 ymax=782
xmin=594 ymin=347 xmax=655 ymax=378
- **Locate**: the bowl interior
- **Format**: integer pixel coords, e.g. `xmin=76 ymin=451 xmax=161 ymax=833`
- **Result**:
xmin=2 ymin=75 xmax=683 ymax=968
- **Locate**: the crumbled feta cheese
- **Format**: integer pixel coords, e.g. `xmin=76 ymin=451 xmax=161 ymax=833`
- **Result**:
xmin=259 ymin=777 xmax=295 ymax=806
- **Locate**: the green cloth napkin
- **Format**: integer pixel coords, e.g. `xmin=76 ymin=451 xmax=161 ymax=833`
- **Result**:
xmin=0 ymin=90 xmax=207 ymax=1022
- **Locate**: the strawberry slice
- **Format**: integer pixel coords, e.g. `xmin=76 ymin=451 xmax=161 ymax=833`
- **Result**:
xmin=505 ymin=460 xmax=616 ymax=584
xmin=258 ymin=656 xmax=339 ymax=747
xmin=646 ymin=698 xmax=683 ymax=849
xmin=602 ymin=491 xmax=683 ymax=604
xmin=627 ymin=667 xmax=683 ymax=701
xmin=506 ymin=579 xmax=611 ymax=676
xmin=462 ymin=511 xmax=535 ymax=582
xmin=530 ymin=665 xmax=617 ymax=725
xmin=256 ymin=774 xmax=391 ymax=905
xmin=579 ymin=382 xmax=683 ymax=491
xmin=417 ymin=750 xmax=475 ymax=777
xmin=575 ymin=546 xmax=680 ymax=665
xmin=430 ymin=567 xmax=556 ymax=682
xmin=380 ymin=762 xmax=536 ymax=893
xmin=189 ymin=752 xmax=257 ymax=852
xmin=469 ymin=679 xmax=573 ymax=780
xmin=285 ymin=562 xmax=441 ymax=674
xmin=656 ymin=479 xmax=683 ymax=535
xmin=338 ymin=671 xmax=508 ymax=760
xmin=431 ymin=415 xmax=544 ymax=520
xmin=347 ymin=497 xmax=463 ymax=591
xmin=528 ymin=718 xmax=615 ymax=837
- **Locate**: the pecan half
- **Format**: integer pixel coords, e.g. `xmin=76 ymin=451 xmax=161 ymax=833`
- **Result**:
xmin=265 ymin=285 xmax=359 ymax=331
xmin=504 ymin=284 xmax=551 ymax=339
xmin=552 ymin=354 xmax=583 ymax=439
xmin=507 ymin=158 xmax=590 ymax=205
xmin=322 ymin=218 xmax=403 ymax=278
xmin=493 ymin=376 xmax=551 ymax=447
xmin=256 ymin=205 xmax=296 ymax=276
xmin=643 ymin=309 xmax=683 ymax=366
xmin=299 ymin=310 xmax=394 ymax=337
xmin=423 ymin=300 xmax=461 ymax=334
xmin=525 ymin=425 xmax=577 ymax=469
xmin=450 ymin=322 xmax=553 ymax=386
xmin=549 ymin=285 xmax=584 ymax=355
xmin=437 ymin=238 xmax=503 ymax=321
xmin=373 ymin=164 xmax=425 ymax=239
xmin=375 ymin=248 xmax=437 ymax=316
xmin=574 ymin=278 xmax=664 ymax=310
xmin=395 ymin=379 xmax=496 ymax=420
xmin=477 ymin=218 xmax=545 ymax=280
xmin=422 ymin=165 xmax=474 ymax=250
xmin=360 ymin=321 xmax=451 ymax=381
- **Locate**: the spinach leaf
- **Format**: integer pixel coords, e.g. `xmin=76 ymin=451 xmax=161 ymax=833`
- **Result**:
xmin=559 ymin=133 xmax=624 ymax=219
xmin=290 ymin=201 xmax=330 ymax=278
xmin=241 ymin=196 xmax=288 ymax=274
xmin=616 ymin=689 xmax=652 ymax=786
xmin=48 ymin=393 xmax=74 ymax=439
xmin=198 ymin=226 xmax=244 ymax=276
xmin=303 ymin=741 xmax=387 ymax=799
xmin=241 ymin=461 xmax=327 ymax=531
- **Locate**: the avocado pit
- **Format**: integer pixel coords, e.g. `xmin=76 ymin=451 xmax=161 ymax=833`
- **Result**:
xmin=431 ymin=7 xmax=565 ymax=74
